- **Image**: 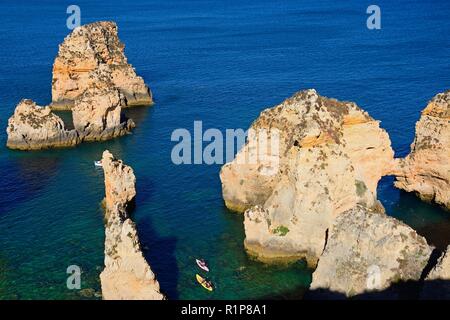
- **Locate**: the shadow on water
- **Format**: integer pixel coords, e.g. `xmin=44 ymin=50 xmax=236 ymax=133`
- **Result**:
xmin=137 ymin=215 xmax=179 ymax=299
xmin=135 ymin=175 xmax=157 ymax=207
xmin=418 ymin=223 xmax=450 ymax=252
xmin=393 ymin=191 xmax=450 ymax=251
xmin=257 ymin=284 xmax=309 ymax=300
xmin=0 ymin=152 xmax=61 ymax=213
xmin=304 ymin=279 xmax=450 ymax=300
xmin=123 ymin=104 xmax=153 ymax=127
xmin=132 ymin=171 xmax=180 ymax=299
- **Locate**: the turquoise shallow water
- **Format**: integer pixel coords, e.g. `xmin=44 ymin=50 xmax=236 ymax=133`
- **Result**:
xmin=0 ymin=0 xmax=449 ymax=299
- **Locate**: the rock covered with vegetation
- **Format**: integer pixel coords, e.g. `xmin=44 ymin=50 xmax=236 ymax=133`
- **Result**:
xmin=221 ymin=89 xmax=395 ymax=266
xmin=395 ymin=90 xmax=450 ymax=210
xmin=6 ymin=99 xmax=80 ymax=150
xmin=52 ymin=21 xmax=152 ymax=110
xmin=100 ymin=150 xmax=164 ymax=300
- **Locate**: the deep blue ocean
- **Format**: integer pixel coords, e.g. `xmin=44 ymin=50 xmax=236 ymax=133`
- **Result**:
xmin=0 ymin=0 xmax=449 ymax=299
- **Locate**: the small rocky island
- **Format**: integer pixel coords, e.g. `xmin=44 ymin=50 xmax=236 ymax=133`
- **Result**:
xmin=100 ymin=150 xmax=164 ymax=300
xmin=52 ymin=21 xmax=152 ymax=109
xmin=221 ymin=89 xmax=450 ymax=297
xmin=6 ymin=21 xmax=150 ymax=150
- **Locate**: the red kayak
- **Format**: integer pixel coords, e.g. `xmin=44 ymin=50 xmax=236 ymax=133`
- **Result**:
xmin=196 ymin=259 xmax=209 ymax=272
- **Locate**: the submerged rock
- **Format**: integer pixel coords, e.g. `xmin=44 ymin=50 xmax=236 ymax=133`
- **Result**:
xmin=51 ymin=21 xmax=152 ymax=110
xmin=72 ymin=85 xmax=135 ymax=141
xmin=310 ymin=206 xmax=432 ymax=297
xmin=100 ymin=150 xmax=164 ymax=300
xmin=6 ymin=99 xmax=80 ymax=150
xmin=394 ymin=91 xmax=450 ymax=210
xmin=221 ymin=89 xmax=395 ymax=265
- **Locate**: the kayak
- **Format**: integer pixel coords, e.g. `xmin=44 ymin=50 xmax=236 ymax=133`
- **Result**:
xmin=94 ymin=160 xmax=103 ymax=167
xmin=196 ymin=259 xmax=209 ymax=272
xmin=196 ymin=274 xmax=213 ymax=292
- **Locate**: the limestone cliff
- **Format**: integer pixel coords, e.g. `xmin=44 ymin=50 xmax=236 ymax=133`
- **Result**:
xmin=51 ymin=21 xmax=152 ymax=110
xmin=6 ymin=99 xmax=80 ymax=150
xmin=310 ymin=206 xmax=432 ymax=297
xmin=394 ymin=90 xmax=450 ymax=210
xmin=100 ymin=150 xmax=164 ymax=300
xmin=220 ymin=89 xmax=395 ymax=265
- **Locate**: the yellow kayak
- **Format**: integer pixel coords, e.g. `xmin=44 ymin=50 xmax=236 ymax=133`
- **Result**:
xmin=196 ymin=274 xmax=213 ymax=292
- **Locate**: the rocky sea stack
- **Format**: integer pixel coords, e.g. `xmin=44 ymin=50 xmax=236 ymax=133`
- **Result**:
xmin=100 ymin=150 xmax=164 ymax=300
xmin=52 ymin=21 xmax=152 ymax=110
xmin=221 ymin=89 xmax=395 ymax=266
xmin=5 ymin=21 xmax=150 ymax=150
xmin=6 ymin=99 xmax=80 ymax=150
xmin=394 ymin=90 xmax=450 ymax=210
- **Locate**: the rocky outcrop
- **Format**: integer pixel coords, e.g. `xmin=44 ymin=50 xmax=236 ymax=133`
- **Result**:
xmin=51 ymin=21 xmax=152 ymax=110
xmin=221 ymin=89 xmax=395 ymax=266
xmin=73 ymin=85 xmax=135 ymax=141
xmin=6 ymin=99 xmax=80 ymax=150
xmin=310 ymin=206 xmax=432 ymax=297
xmin=100 ymin=150 xmax=164 ymax=300
xmin=422 ymin=245 xmax=450 ymax=299
xmin=394 ymin=91 xmax=450 ymax=210
xmin=6 ymin=91 xmax=134 ymax=150
xmin=6 ymin=21 xmax=147 ymax=151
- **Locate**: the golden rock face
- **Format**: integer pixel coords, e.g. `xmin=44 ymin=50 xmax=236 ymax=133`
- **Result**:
xmin=394 ymin=90 xmax=450 ymax=210
xmin=51 ymin=21 xmax=152 ymax=110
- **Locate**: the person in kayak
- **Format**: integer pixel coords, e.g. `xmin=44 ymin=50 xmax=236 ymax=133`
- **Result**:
xmin=202 ymin=278 xmax=212 ymax=289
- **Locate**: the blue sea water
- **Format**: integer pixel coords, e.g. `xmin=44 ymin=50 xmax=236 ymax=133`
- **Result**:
xmin=0 ymin=0 xmax=449 ymax=299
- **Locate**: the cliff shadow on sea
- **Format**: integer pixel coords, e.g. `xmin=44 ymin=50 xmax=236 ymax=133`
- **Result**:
xmin=136 ymin=215 xmax=179 ymax=299
xmin=133 ymin=173 xmax=179 ymax=299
